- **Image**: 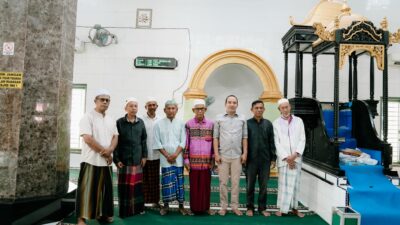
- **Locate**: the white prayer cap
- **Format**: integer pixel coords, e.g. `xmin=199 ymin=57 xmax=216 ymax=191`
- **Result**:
xmin=145 ymin=96 xmax=157 ymax=104
xmin=125 ymin=97 xmax=138 ymax=107
xmin=277 ymin=98 xmax=290 ymax=107
xmin=165 ymin=99 xmax=178 ymax=107
xmin=94 ymin=88 xmax=110 ymax=98
xmin=192 ymin=99 xmax=206 ymax=108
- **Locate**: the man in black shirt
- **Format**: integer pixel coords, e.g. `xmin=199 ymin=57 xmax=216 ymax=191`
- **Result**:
xmin=245 ymin=100 xmax=276 ymax=217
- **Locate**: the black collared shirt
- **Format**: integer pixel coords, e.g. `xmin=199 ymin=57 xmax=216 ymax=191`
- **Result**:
xmin=114 ymin=115 xmax=147 ymax=166
xmin=247 ymin=117 xmax=276 ymax=163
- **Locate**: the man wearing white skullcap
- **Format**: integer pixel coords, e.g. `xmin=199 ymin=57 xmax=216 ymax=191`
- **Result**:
xmin=273 ymin=98 xmax=305 ymax=218
xmin=114 ymin=97 xmax=147 ymax=217
xmin=153 ymin=99 xmax=188 ymax=215
xmin=76 ymin=89 xmax=118 ymax=224
xmin=184 ymin=99 xmax=214 ymax=215
xmin=141 ymin=97 xmax=162 ymax=207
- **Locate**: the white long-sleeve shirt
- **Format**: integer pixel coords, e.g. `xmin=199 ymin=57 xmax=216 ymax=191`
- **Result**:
xmin=153 ymin=117 xmax=186 ymax=168
xmin=273 ymin=115 xmax=305 ymax=168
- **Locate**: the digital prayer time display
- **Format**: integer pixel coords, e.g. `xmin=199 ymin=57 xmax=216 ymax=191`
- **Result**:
xmin=134 ymin=57 xmax=178 ymax=69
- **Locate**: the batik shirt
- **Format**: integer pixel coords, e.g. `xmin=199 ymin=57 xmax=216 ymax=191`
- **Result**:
xmin=184 ymin=117 xmax=214 ymax=170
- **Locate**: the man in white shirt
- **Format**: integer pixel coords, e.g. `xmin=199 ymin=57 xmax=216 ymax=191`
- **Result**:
xmin=141 ymin=97 xmax=161 ymax=208
xmin=153 ymin=99 xmax=188 ymax=216
xmin=76 ymin=89 xmax=118 ymax=225
xmin=273 ymin=98 xmax=305 ymax=218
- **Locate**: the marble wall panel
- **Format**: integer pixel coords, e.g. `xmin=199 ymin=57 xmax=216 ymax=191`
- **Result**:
xmin=0 ymin=0 xmax=77 ymax=201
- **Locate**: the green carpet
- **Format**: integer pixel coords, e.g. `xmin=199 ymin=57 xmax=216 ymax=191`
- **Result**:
xmin=68 ymin=168 xmax=305 ymax=209
xmin=63 ymin=208 xmax=328 ymax=225
xmin=66 ymin=169 xmax=328 ymax=225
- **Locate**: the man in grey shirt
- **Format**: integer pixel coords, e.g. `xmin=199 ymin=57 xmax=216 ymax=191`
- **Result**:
xmin=214 ymin=95 xmax=248 ymax=216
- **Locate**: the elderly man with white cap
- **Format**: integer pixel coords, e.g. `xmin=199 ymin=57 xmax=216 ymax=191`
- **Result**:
xmin=114 ymin=97 xmax=147 ymax=217
xmin=76 ymin=89 xmax=118 ymax=225
xmin=153 ymin=99 xmax=188 ymax=216
xmin=184 ymin=99 xmax=214 ymax=215
xmin=141 ymin=97 xmax=161 ymax=208
xmin=273 ymin=98 xmax=305 ymax=218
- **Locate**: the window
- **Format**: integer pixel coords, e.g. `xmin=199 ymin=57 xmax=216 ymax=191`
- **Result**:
xmin=386 ymin=98 xmax=400 ymax=163
xmin=70 ymin=84 xmax=87 ymax=151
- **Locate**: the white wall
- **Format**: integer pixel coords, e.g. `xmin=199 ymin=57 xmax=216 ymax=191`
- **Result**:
xmin=73 ymin=0 xmax=400 ymax=123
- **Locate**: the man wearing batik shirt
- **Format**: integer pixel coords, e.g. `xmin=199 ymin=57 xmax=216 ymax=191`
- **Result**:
xmin=184 ymin=99 xmax=214 ymax=215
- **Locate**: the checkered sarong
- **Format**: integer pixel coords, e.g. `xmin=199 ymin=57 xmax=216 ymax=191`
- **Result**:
xmin=142 ymin=159 xmax=160 ymax=204
xmin=277 ymin=163 xmax=302 ymax=213
xmin=117 ymin=165 xmax=144 ymax=217
xmin=161 ymin=166 xmax=184 ymax=203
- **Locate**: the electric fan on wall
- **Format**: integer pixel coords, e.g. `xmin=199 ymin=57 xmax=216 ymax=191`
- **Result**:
xmin=88 ymin=24 xmax=118 ymax=47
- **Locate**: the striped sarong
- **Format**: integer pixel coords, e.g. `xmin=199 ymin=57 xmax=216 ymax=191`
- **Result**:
xmin=142 ymin=159 xmax=160 ymax=204
xmin=161 ymin=166 xmax=184 ymax=203
xmin=277 ymin=163 xmax=302 ymax=213
xmin=117 ymin=165 xmax=144 ymax=217
xmin=75 ymin=162 xmax=114 ymax=219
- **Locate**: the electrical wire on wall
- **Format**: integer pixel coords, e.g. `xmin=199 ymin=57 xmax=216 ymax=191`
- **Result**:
xmin=75 ymin=25 xmax=192 ymax=107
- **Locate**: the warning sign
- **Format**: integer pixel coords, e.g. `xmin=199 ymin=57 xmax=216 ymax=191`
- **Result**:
xmin=0 ymin=72 xmax=23 ymax=89
xmin=2 ymin=42 xmax=15 ymax=55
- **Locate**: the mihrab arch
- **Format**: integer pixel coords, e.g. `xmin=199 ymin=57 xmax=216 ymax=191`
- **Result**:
xmin=183 ymin=49 xmax=282 ymax=102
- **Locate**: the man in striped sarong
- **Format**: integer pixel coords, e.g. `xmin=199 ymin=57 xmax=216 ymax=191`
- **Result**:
xmin=273 ymin=98 xmax=305 ymax=218
xmin=76 ymin=89 xmax=118 ymax=225
xmin=153 ymin=100 xmax=189 ymax=216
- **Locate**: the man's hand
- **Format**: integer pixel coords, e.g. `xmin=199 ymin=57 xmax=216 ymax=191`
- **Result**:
xmin=288 ymin=162 xmax=296 ymax=170
xmin=106 ymin=156 xmax=113 ymax=165
xmin=141 ymin=158 xmax=147 ymax=167
xmin=117 ymin=162 xmax=124 ymax=168
xmin=240 ymin=153 xmax=247 ymax=165
xmin=167 ymin=154 xmax=176 ymax=164
xmin=215 ymin=154 xmax=222 ymax=164
xmin=101 ymin=147 xmax=112 ymax=157
xmin=184 ymin=163 xmax=190 ymax=172
xmin=270 ymin=161 xmax=276 ymax=169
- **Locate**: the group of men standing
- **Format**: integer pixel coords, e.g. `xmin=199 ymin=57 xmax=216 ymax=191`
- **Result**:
xmin=75 ymin=90 xmax=305 ymax=225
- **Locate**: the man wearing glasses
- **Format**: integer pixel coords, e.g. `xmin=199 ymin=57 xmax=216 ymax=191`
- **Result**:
xmin=76 ymin=89 xmax=118 ymax=225
xmin=184 ymin=99 xmax=214 ymax=215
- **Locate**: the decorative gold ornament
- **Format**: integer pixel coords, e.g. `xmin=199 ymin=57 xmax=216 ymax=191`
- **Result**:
xmin=380 ymin=17 xmax=388 ymax=31
xmin=390 ymin=29 xmax=400 ymax=44
xmin=313 ymin=22 xmax=335 ymax=41
xmin=342 ymin=21 xmax=382 ymax=42
xmin=288 ymin=0 xmax=345 ymax=27
xmin=339 ymin=44 xmax=384 ymax=70
xmin=334 ymin=17 xmax=340 ymax=29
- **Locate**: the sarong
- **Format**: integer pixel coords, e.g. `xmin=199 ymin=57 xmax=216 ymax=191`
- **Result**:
xmin=277 ymin=163 xmax=302 ymax=213
xmin=117 ymin=165 xmax=144 ymax=217
xmin=76 ymin=162 xmax=114 ymax=219
xmin=142 ymin=159 xmax=160 ymax=204
xmin=189 ymin=170 xmax=211 ymax=213
xmin=161 ymin=166 xmax=184 ymax=203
